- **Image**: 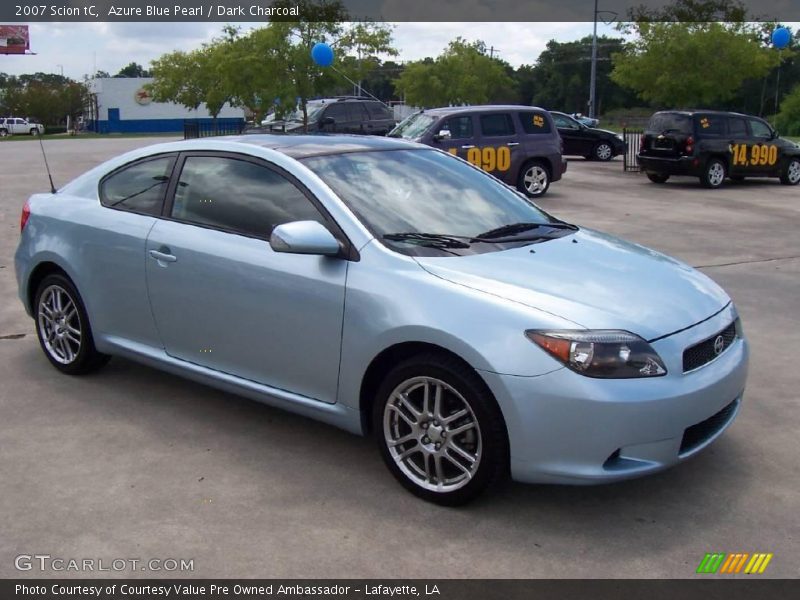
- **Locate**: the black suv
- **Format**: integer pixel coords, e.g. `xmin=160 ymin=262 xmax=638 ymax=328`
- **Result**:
xmin=638 ymin=110 xmax=800 ymax=188
xmin=263 ymin=97 xmax=396 ymax=135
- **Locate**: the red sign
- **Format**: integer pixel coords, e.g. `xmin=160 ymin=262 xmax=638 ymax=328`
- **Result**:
xmin=0 ymin=25 xmax=30 ymax=55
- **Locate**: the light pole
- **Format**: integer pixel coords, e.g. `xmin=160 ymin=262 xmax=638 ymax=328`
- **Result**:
xmin=56 ymin=64 xmax=63 ymax=77
xmin=588 ymin=0 xmax=598 ymax=119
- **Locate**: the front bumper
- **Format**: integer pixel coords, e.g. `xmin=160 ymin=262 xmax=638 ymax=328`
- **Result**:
xmin=481 ymin=305 xmax=749 ymax=484
xmin=638 ymin=154 xmax=701 ymax=176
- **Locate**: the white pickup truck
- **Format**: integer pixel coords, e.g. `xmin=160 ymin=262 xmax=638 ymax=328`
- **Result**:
xmin=0 ymin=117 xmax=45 ymax=136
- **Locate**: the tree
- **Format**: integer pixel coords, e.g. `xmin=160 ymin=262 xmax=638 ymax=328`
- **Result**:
xmin=0 ymin=73 xmax=89 ymax=125
xmin=115 ymin=62 xmax=151 ymax=78
xmin=394 ymin=38 xmax=514 ymax=107
xmin=611 ymin=21 xmax=780 ymax=107
xmin=776 ymin=84 xmax=800 ymax=135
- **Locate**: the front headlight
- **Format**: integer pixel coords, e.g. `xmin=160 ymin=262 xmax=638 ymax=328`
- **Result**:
xmin=616 ymin=134 xmax=624 ymax=141
xmin=525 ymin=330 xmax=667 ymax=378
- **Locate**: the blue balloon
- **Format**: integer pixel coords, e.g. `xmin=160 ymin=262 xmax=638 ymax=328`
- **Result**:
xmin=311 ymin=42 xmax=334 ymax=67
xmin=772 ymin=27 xmax=791 ymax=50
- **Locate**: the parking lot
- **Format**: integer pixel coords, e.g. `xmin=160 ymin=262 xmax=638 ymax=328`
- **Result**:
xmin=0 ymin=137 xmax=798 ymax=578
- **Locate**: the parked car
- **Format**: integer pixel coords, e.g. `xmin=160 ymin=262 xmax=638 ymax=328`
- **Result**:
xmin=0 ymin=117 xmax=45 ymax=136
xmin=16 ymin=135 xmax=748 ymax=505
xmin=389 ymin=105 xmax=566 ymax=197
xmin=638 ymin=110 xmax=800 ymax=188
xmin=550 ymin=111 xmax=626 ymax=161
xmin=263 ymin=97 xmax=396 ymax=136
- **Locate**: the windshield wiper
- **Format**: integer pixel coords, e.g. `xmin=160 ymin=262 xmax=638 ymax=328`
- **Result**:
xmin=383 ymin=232 xmax=471 ymax=249
xmin=475 ymin=221 xmax=578 ymax=240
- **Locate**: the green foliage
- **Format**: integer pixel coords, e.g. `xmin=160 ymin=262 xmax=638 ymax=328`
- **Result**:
xmin=776 ymin=84 xmax=800 ymax=136
xmin=114 ymin=62 xmax=151 ymax=78
xmin=0 ymin=73 xmax=89 ymax=125
xmin=394 ymin=38 xmax=514 ymax=107
xmin=611 ymin=21 xmax=780 ymax=107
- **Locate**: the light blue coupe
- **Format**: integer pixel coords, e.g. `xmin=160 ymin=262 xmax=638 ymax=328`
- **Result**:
xmin=15 ymin=135 xmax=748 ymax=504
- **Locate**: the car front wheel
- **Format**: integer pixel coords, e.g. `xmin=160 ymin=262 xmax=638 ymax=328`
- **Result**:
xmin=373 ymin=354 xmax=508 ymax=505
xmin=701 ymin=158 xmax=726 ymax=189
xmin=647 ymin=173 xmax=669 ymax=184
xmin=0 ymin=129 xmax=8 ymax=137
xmin=594 ymin=142 xmax=614 ymax=161
xmin=780 ymin=157 xmax=800 ymax=185
xmin=517 ymin=161 xmax=550 ymax=197
xmin=34 ymin=274 xmax=110 ymax=375
xmin=30 ymin=128 xmax=38 ymax=136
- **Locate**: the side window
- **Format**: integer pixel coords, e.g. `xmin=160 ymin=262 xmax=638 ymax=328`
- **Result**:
xmin=170 ymin=156 xmax=325 ymax=238
xmin=324 ymin=103 xmax=348 ymax=122
xmin=696 ymin=115 xmax=724 ymax=136
xmin=347 ymin=103 xmax=369 ymax=122
xmin=444 ymin=116 xmax=473 ymax=139
xmin=519 ymin=111 xmax=552 ymax=134
xmin=748 ymin=119 xmax=773 ymax=139
xmin=552 ymin=114 xmax=578 ymax=129
xmin=100 ymin=156 xmax=174 ymax=216
xmin=727 ymin=117 xmax=748 ymax=137
xmin=479 ymin=113 xmax=515 ymax=137
xmin=365 ymin=102 xmax=393 ymax=120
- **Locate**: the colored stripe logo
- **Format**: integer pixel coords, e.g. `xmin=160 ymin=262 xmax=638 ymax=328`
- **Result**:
xmin=696 ymin=552 xmax=773 ymax=574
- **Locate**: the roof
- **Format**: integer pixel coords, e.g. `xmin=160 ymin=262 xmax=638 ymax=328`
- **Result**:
xmin=215 ymin=133 xmax=421 ymax=159
xmin=652 ymin=109 xmax=759 ymax=118
xmin=421 ymin=104 xmax=546 ymax=116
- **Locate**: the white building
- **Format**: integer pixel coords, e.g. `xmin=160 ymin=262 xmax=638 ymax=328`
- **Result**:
xmin=87 ymin=77 xmax=245 ymax=134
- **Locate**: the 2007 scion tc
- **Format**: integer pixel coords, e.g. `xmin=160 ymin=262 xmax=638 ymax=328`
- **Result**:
xmin=15 ymin=135 xmax=748 ymax=504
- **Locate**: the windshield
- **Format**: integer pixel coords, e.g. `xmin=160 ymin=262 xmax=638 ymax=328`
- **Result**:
xmin=646 ymin=112 xmax=693 ymax=134
xmin=389 ymin=113 xmax=437 ymax=139
xmin=287 ymin=103 xmax=326 ymax=123
xmin=302 ymin=149 xmax=570 ymax=256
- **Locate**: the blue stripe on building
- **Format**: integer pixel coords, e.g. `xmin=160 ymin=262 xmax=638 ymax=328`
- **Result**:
xmin=89 ymin=117 xmax=245 ymax=134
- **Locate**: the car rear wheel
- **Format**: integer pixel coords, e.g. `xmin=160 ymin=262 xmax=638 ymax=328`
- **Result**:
xmin=594 ymin=142 xmax=614 ymax=161
xmin=517 ymin=161 xmax=550 ymax=197
xmin=647 ymin=173 xmax=669 ymax=184
xmin=30 ymin=128 xmax=38 ymax=136
xmin=780 ymin=157 xmax=800 ymax=185
xmin=34 ymin=274 xmax=110 ymax=375
xmin=373 ymin=353 xmax=508 ymax=505
xmin=701 ymin=158 xmax=726 ymax=189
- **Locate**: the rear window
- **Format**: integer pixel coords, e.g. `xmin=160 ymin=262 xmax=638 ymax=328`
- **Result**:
xmin=519 ymin=111 xmax=552 ymax=134
xmin=365 ymin=102 xmax=393 ymax=120
xmin=646 ymin=113 xmax=693 ymax=135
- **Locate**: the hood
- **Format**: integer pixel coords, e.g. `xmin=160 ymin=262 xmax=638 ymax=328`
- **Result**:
xmin=590 ymin=127 xmax=620 ymax=138
xmin=414 ymin=229 xmax=730 ymax=340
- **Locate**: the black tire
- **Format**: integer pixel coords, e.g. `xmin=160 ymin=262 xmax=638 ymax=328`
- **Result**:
xmin=647 ymin=173 xmax=669 ymax=184
xmin=700 ymin=157 xmax=727 ymax=189
xmin=779 ymin=157 xmax=800 ymax=185
xmin=517 ymin=160 xmax=550 ymax=198
xmin=372 ymin=353 xmax=509 ymax=506
xmin=30 ymin=128 xmax=38 ymax=136
xmin=0 ymin=128 xmax=8 ymax=137
xmin=33 ymin=273 xmax=110 ymax=375
xmin=593 ymin=142 xmax=614 ymax=161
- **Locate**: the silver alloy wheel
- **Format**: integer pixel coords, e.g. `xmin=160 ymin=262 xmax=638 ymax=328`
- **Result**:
xmin=523 ymin=165 xmax=548 ymax=195
xmin=707 ymin=162 xmax=725 ymax=187
xmin=788 ymin=160 xmax=800 ymax=184
xmin=383 ymin=376 xmax=482 ymax=492
xmin=37 ymin=284 xmax=82 ymax=365
xmin=0 ymin=129 xmax=8 ymax=137
xmin=595 ymin=143 xmax=613 ymax=160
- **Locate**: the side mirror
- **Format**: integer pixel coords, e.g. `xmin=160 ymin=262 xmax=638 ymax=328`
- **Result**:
xmin=270 ymin=221 xmax=341 ymax=256
xmin=433 ymin=129 xmax=452 ymax=142
xmin=772 ymin=130 xmax=779 ymax=139
xmin=321 ymin=116 xmax=335 ymax=126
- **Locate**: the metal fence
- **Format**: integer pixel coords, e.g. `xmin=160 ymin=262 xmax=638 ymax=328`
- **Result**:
xmin=622 ymin=128 xmax=643 ymax=172
xmin=184 ymin=119 xmax=246 ymax=139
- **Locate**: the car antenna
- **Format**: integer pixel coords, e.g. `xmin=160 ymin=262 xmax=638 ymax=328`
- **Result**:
xmin=35 ymin=130 xmax=57 ymax=194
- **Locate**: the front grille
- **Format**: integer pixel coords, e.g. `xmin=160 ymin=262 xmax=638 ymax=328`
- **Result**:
xmin=682 ymin=321 xmax=736 ymax=372
xmin=680 ymin=399 xmax=738 ymax=455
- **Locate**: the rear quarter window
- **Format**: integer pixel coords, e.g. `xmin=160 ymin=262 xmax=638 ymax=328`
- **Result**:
xmin=695 ymin=115 xmax=725 ymax=136
xmin=519 ymin=111 xmax=552 ymax=134
xmin=365 ymin=103 xmax=393 ymax=120
xmin=100 ymin=155 xmax=175 ymax=216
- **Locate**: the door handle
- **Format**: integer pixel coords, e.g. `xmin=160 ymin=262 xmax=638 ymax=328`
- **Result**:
xmin=149 ymin=249 xmax=177 ymax=263
xmin=460 ymin=144 xmax=475 ymax=149
xmin=507 ymin=142 xmax=520 ymax=147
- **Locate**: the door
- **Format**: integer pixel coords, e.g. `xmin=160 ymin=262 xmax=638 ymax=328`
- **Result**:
xmin=475 ymin=112 xmax=521 ymax=184
xmin=433 ymin=115 xmax=477 ymax=162
xmin=745 ymin=118 xmax=782 ymax=176
xmin=726 ymin=116 xmax=751 ymax=178
xmin=145 ymin=153 xmax=348 ymax=403
xmin=107 ymin=108 xmax=121 ymax=133
xmin=552 ymin=113 xmax=591 ymax=156
xmin=321 ymin=103 xmax=349 ymax=133
xmin=12 ymin=118 xmax=26 ymax=134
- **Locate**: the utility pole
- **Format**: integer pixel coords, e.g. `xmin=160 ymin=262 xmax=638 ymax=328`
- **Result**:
xmin=588 ymin=0 xmax=598 ymax=119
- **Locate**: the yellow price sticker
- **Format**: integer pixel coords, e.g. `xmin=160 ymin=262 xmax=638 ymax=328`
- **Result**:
xmin=448 ymin=146 xmax=511 ymax=172
xmin=731 ymin=144 xmax=778 ymax=167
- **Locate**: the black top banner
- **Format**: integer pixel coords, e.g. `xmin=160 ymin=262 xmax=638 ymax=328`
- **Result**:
xmin=1 ymin=0 xmax=799 ymax=23
xmin=2 ymin=579 xmax=798 ymax=600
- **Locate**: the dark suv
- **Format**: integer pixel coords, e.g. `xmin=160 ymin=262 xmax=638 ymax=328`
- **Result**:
xmin=264 ymin=97 xmax=396 ymax=136
xmin=638 ymin=110 xmax=800 ymax=188
xmin=389 ymin=105 xmax=566 ymax=197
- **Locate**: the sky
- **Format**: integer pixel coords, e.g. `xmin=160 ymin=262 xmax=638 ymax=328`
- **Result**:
xmin=0 ymin=21 xmax=620 ymax=79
